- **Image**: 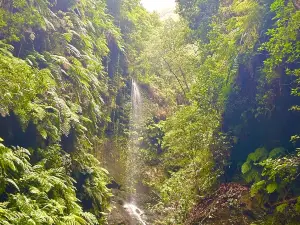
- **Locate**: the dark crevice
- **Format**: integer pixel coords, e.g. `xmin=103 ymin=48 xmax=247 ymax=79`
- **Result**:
xmin=61 ymin=128 xmax=76 ymax=153
xmin=0 ymin=113 xmax=39 ymax=149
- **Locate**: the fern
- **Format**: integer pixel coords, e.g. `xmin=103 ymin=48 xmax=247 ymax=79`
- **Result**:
xmin=0 ymin=0 xmax=129 ymax=223
xmin=0 ymin=142 xmax=104 ymax=225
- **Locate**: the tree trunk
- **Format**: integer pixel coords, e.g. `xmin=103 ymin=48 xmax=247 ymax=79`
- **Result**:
xmin=292 ymin=0 xmax=300 ymax=10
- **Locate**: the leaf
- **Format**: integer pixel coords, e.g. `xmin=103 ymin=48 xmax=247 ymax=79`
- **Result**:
xmin=276 ymin=203 xmax=288 ymax=213
xmin=248 ymin=148 xmax=268 ymax=162
xmin=5 ymin=178 xmax=20 ymax=192
xmin=29 ymin=186 xmax=40 ymax=194
xmin=266 ymin=182 xmax=278 ymax=193
xmin=269 ymin=147 xmax=286 ymax=159
xmin=100 ymin=167 xmax=109 ymax=174
xmin=40 ymin=129 xmax=48 ymax=139
xmin=295 ymin=197 xmax=300 ymax=212
xmin=241 ymin=162 xmax=252 ymax=174
xmin=250 ymin=180 xmax=266 ymax=197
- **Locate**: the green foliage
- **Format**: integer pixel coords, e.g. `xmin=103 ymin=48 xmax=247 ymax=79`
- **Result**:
xmin=72 ymin=151 xmax=112 ymax=220
xmin=266 ymin=182 xmax=278 ymax=194
xmin=176 ymin=0 xmax=219 ymax=42
xmin=0 ymin=141 xmax=100 ymax=225
xmin=139 ymin=118 xmax=165 ymax=163
xmin=0 ymin=0 xmax=127 ymax=143
xmin=276 ymin=203 xmax=288 ymax=213
xmin=0 ymin=0 xmax=45 ymax=42
xmin=242 ymin=147 xmax=268 ymax=183
xmin=143 ymin=0 xmax=300 ymax=223
xmin=261 ymin=0 xmax=300 ymax=82
xmin=134 ymin=0 xmax=268 ymax=223
xmin=247 ymin=2 xmax=300 ymax=223
xmin=0 ymin=0 xmax=151 ymax=223
xmin=248 ymin=148 xmax=269 ymax=162
xmin=146 ymin=103 xmax=223 ymax=223
xmin=268 ymin=147 xmax=286 ymax=159
xmin=1 ymin=0 xmax=300 ymax=224
xmin=247 ymin=149 xmax=300 ymax=224
xmin=0 ymin=44 xmax=52 ymax=119
xmin=250 ymin=180 xmax=266 ymax=197
xmin=121 ymin=0 xmax=159 ymax=65
xmin=158 ymin=149 xmax=216 ymax=224
xmin=258 ymin=0 xmax=300 ymax=115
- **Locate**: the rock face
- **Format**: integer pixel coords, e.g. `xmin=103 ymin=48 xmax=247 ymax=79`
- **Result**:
xmin=123 ymin=203 xmax=147 ymax=225
xmin=107 ymin=189 xmax=130 ymax=225
xmin=108 ymin=203 xmax=131 ymax=225
xmin=185 ymin=183 xmax=259 ymax=225
xmin=107 ymin=189 xmax=148 ymax=225
xmin=108 ymin=203 xmax=147 ymax=225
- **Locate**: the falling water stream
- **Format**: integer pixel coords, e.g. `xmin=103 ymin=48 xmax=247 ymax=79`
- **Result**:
xmin=123 ymin=80 xmax=147 ymax=225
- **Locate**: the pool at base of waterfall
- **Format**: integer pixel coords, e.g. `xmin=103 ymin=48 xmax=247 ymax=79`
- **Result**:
xmin=123 ymin=203 xmax=147 ymax=225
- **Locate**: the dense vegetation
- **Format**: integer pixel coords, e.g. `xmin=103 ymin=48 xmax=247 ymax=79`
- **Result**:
xmin=0 ymin=0 xmax=155 ymax=224
xmin=134 ymin=0 xmax=300 ymax=224
xmin=0 ymin=0 xmax=299 ymax=225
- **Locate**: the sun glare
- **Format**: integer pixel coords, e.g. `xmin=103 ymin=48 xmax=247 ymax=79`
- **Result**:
xmin=141 ymin=0 xmax=176 ymax=12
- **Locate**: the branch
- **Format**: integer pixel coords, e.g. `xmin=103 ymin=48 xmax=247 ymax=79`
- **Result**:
xmin=179 ymin=66 xmax=190 ymax=92
xmin=162 ymin=57 xmax=187 ymax=98
xmin=271 ymin=197 xmax=299 ymax=207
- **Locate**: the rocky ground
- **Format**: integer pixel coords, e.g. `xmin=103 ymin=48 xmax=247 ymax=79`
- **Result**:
xmin=107 ymin=189 xmax=150 ymax=225
xmin=185 ymin=183 xmax=260 ymax=225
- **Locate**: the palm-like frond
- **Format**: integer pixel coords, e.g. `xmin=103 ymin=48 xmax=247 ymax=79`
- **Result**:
xmin=0 ymin=143 xmax=98 ymax=225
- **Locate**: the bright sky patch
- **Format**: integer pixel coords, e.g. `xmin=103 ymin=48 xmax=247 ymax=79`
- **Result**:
xmin=141 ymin=0 xmax=176 ymax=12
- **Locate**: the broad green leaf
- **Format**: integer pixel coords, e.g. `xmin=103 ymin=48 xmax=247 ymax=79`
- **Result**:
xmin=241 ymin=162 xmax=252 ymax=174
xmin=266 ymin=182 xmax=278 ymax=194
xmin=250 ymin=180 xmax=266 ymax=197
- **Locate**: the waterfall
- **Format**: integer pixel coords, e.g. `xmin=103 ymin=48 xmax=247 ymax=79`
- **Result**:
xmin=127 ymin=80 xmax=143 ymax=196
xmin=131 ymin=79 xmax=143 ymax=128
xmin=124 ymin=203 xmax=146 ymax=225
xmin=123 ymin=80 xmax=147 ymax=225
